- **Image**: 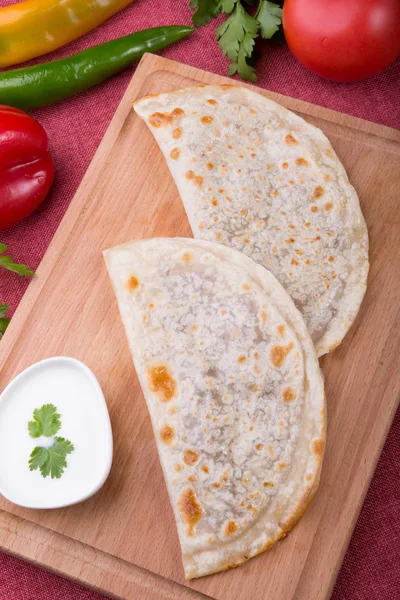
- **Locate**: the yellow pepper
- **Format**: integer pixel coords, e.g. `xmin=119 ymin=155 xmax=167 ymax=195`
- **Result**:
xmin=0 ymin=0 xmax=134 ymax=68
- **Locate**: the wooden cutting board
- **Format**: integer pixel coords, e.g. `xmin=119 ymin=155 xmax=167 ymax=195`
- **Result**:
xmin=1 ymin=53 xmax=399 ymax=600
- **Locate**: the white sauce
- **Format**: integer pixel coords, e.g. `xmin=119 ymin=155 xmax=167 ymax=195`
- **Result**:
xmin=0 ymin=357 xmax=113 ymax=509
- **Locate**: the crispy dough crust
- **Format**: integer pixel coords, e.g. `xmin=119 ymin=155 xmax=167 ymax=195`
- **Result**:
xmin=104 ymin=238 xmax=326 ymax=579
xmin=134 ymin=85 xmax=369 ymax=357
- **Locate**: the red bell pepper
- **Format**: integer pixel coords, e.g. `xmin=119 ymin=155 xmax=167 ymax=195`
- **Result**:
xmin=0 ymin=106 xmax=54 ymax=230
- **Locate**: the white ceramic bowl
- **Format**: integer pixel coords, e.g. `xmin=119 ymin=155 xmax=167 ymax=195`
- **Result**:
xmin=0 ymin=357 xmax=113 ymax=509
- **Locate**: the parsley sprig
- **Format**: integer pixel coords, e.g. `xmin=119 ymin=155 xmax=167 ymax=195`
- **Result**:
xmin=0 ymin=243 xmax=34 ymax=276
xmin=190 ymin=0 xmax=283 ymax=82
xmin=190 ymin=0 xmax=222 ymax=26
xmin=217 ymin=1 xmax=259 ymax=82
xmin=256 ymin=0 xmax=283 ymax=39
xmin=0 ymin=243 xmax=35 ymax=339
xmin=28 ymin=404 xmax=74 ymax=479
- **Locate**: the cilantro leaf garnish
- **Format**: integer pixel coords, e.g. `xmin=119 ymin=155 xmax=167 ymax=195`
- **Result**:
xmin=28 ymin=446 xmax=48 ymax=472
xmin=217 ymin=1 xmax=259 ymax=82
xmin=190 ymin=0 xmax=222 ymax=26
xmin=28 ymin=404 xmax=74 ymax=479
xmin=0 ymin=244 xmax=34 ymax=277
xmin=0 ymin=304 xmax=10 ymax=339
xmin=28 ymin=403 xmax=61 ymax=438
xmin=29 ymin=437 xmax=74 ymax=479
xmin=255 ymin=0 xmax=282 ymax=39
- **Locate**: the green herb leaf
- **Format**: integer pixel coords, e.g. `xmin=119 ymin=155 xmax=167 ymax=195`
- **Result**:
xmin=190 ymin=0 xmax=222 ymax=26
xmin=229 ymin=39 xmax=257 ymax=81
xmin=220 ymin=0 xmax=237 ymax=12
xmin=255 ymin=0 xmax=283 ymax=39
xmin=29 ymin=437 xmax=74 ymax=479
xmin=28 ymin=446 xmax=49 ymax=472
xmin=217 ymin=1 xmax=259 ymax=81
xmin=28 ymin=404 xmax=61 ymax=438
xmin=0 ymin=244 xmax=35 ymax=277
xmin=0 ymin=304 xmax=10 ymax=339
xmin=0 ymin=317 xmax=10 ymax=339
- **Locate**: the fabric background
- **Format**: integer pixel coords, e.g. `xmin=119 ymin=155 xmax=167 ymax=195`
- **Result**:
xmin=0 ymin=1 xmax=399 ymax=598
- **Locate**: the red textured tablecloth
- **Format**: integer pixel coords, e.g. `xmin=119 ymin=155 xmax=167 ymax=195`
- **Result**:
xmin=0 ymin=1 xmax=399 ymax=599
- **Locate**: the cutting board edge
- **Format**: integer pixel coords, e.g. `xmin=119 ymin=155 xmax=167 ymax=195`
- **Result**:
xmin=0 ymin=511 xmax=210 ymax=600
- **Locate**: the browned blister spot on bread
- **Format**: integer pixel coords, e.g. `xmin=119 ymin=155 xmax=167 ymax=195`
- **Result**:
xmin=260 ymin=310 xmax=268 ymax=328
xmin=182 ymin=252 xmax=193 ymax=264
xmin=127 ymin=276 xmax=139 ymax=291
xmin=285 ymin=134 xmax=298 ymax=145
xmin=159 ymin=425 xmax=174 ymax=445
xmin=147 ymin=365 xmax=176 ymax=402
xmin=282 ymin=387 xmax=295 ymax=403
xmin=296 ymin=157 xmax=309 ymax=167
xmin=178 ymin=488 xmax=203 ymax=536
xmin=270 ymin=343 xmax=294 ymax=368
xmin=170 ymin=148 xmax=180 ymax=160
xmin=183 ymin=450 xmax=199 ymax=466
xmin=149 ymin=108 xmax=184 ymax=127
xmin=313 ymin=185 xmax=325 ymax=199
xmin=185 ymin=170 xmax=203 ymax=187
xmin=172 ymin=127 xmax=182 ymax=139
xmin=201 ymin=115 xmax=214 ymax=124
xmin=312 ymin=438 xmax=325 ymax=457
xmin=277 ymin=325 xmax=285 ymax=337
xmin=225 ymin=521 xmax=237 ymax=536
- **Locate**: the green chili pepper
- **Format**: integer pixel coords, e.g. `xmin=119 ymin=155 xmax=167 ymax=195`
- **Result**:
xmin=0 ymin=26 xmax=193 ymax=110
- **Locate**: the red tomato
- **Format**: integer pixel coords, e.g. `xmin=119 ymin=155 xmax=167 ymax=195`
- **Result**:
xmin=0 ymin=106 xmax=54 ymax=231
xmin=283 ymin=0 xmax=400 ymax=82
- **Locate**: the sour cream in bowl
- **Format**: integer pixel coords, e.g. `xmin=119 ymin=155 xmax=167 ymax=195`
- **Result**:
xmin=0 ymin=357 xmax=113 ymax=509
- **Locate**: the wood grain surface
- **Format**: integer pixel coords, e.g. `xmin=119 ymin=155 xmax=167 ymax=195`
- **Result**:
xmin=0 ymin=54 xmax=399 ymax=600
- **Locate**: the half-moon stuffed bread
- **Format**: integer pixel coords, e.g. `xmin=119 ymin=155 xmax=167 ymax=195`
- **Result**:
xmin=104 ymin=237 xmax=325 ymax=579
xmin=133 ymin=85 xmax=369 ymax=356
